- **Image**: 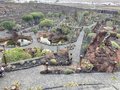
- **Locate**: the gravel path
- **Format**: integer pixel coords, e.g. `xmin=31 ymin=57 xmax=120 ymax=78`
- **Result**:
xmin=0 ymin=66 xmax=120 ymax=90
xmin=71 ymin=30 xmax=84 ymax=63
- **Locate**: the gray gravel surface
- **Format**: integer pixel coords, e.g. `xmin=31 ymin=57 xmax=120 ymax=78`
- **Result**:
xmin=0 ymin=66 xmax=120 ymax=90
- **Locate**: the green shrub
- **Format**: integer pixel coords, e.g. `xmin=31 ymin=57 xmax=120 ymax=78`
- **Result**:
xmin=60 ymin=23 xmax=71 ymax=35
xmin=34 ymin=48 xmax=43 ymax=57
xmin=7 ymin=40 xmax=15 ymax=46
xmin=117 ymin=34 xmax=120 ymax=38
xmin=0 ymin=20 xmax=16 ymax=31
xmin=81 ymin=43 xmax=89 ymax=54
xmin=64 ymin=69 xmax=74 ymax=74
xmin=30 ymin=12 xmax=44 ymax=20
xmin=50 ymin=59 xmax=57 ymax=65
xmin=111 ymin=41 xmax=120 ymax=49
xmin=62 ymin=27 xmax=70 ymax=35
xmin=30 ymin=12 xmax=44 ymax=24
xmin=32 ymin=29 xmax=38 ymax=34
xmin=83 ymin=11 xmax=90 ymax=16
xmin=87 ymin=33 xmax=96 ymax=38
xmin=40 ymin=19 xmax=54 ymax=28
xmin=51 ymin=28 xmax=56 ymax=33
xmin=31 ymin=27 xmax=38 ymax=34
xmin=53 ymin=13 xmax=61 ymax=17
xmin=22 ymin=14 xmax=33 ymax=22
xmin=2 ymin=48 xmax=32 ymax=63
xmin=41 ymin=49 xmax=52 ymax=55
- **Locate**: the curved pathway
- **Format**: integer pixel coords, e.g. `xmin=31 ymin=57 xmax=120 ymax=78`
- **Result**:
xmin=22 ymin=29 xmax=84 ymax=64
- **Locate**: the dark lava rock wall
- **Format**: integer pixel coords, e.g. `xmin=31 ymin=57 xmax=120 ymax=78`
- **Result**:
xmin=0 ymin=3 xmax=118 ymax=22
xmin=0 ymin=3 xmax=78 ymax=22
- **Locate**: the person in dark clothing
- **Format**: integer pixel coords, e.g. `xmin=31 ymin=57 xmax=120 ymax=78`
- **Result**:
xmin=0 ymin=65 xmax=4 ymax=77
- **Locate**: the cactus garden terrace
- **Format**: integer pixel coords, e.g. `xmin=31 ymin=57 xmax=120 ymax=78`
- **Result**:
xmin=0 ymin=2 xmax=120 ymax=90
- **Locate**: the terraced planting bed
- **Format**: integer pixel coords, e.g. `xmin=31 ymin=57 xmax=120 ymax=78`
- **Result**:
xmin=0 ymin=2 xmax=120 ymax=90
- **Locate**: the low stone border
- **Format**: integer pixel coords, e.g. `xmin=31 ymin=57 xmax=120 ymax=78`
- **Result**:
xmin=6 ymin=41 xmax=33 ymax=48
xmin=40 ymin=67 xmax=94 ymax=75
xmin=37 ymin=29 xmax=81 ymax=46
xmin=5 ymin=57 xmax=43 ymax=72
xmin=5 ymin=57 xmax=72 ymax=72
xmin=38 ymin=36 xmax=78 ymax=46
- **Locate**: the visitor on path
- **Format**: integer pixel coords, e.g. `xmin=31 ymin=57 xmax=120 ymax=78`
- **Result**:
xmin=0 ymin=65 xmax=5 ymax=77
